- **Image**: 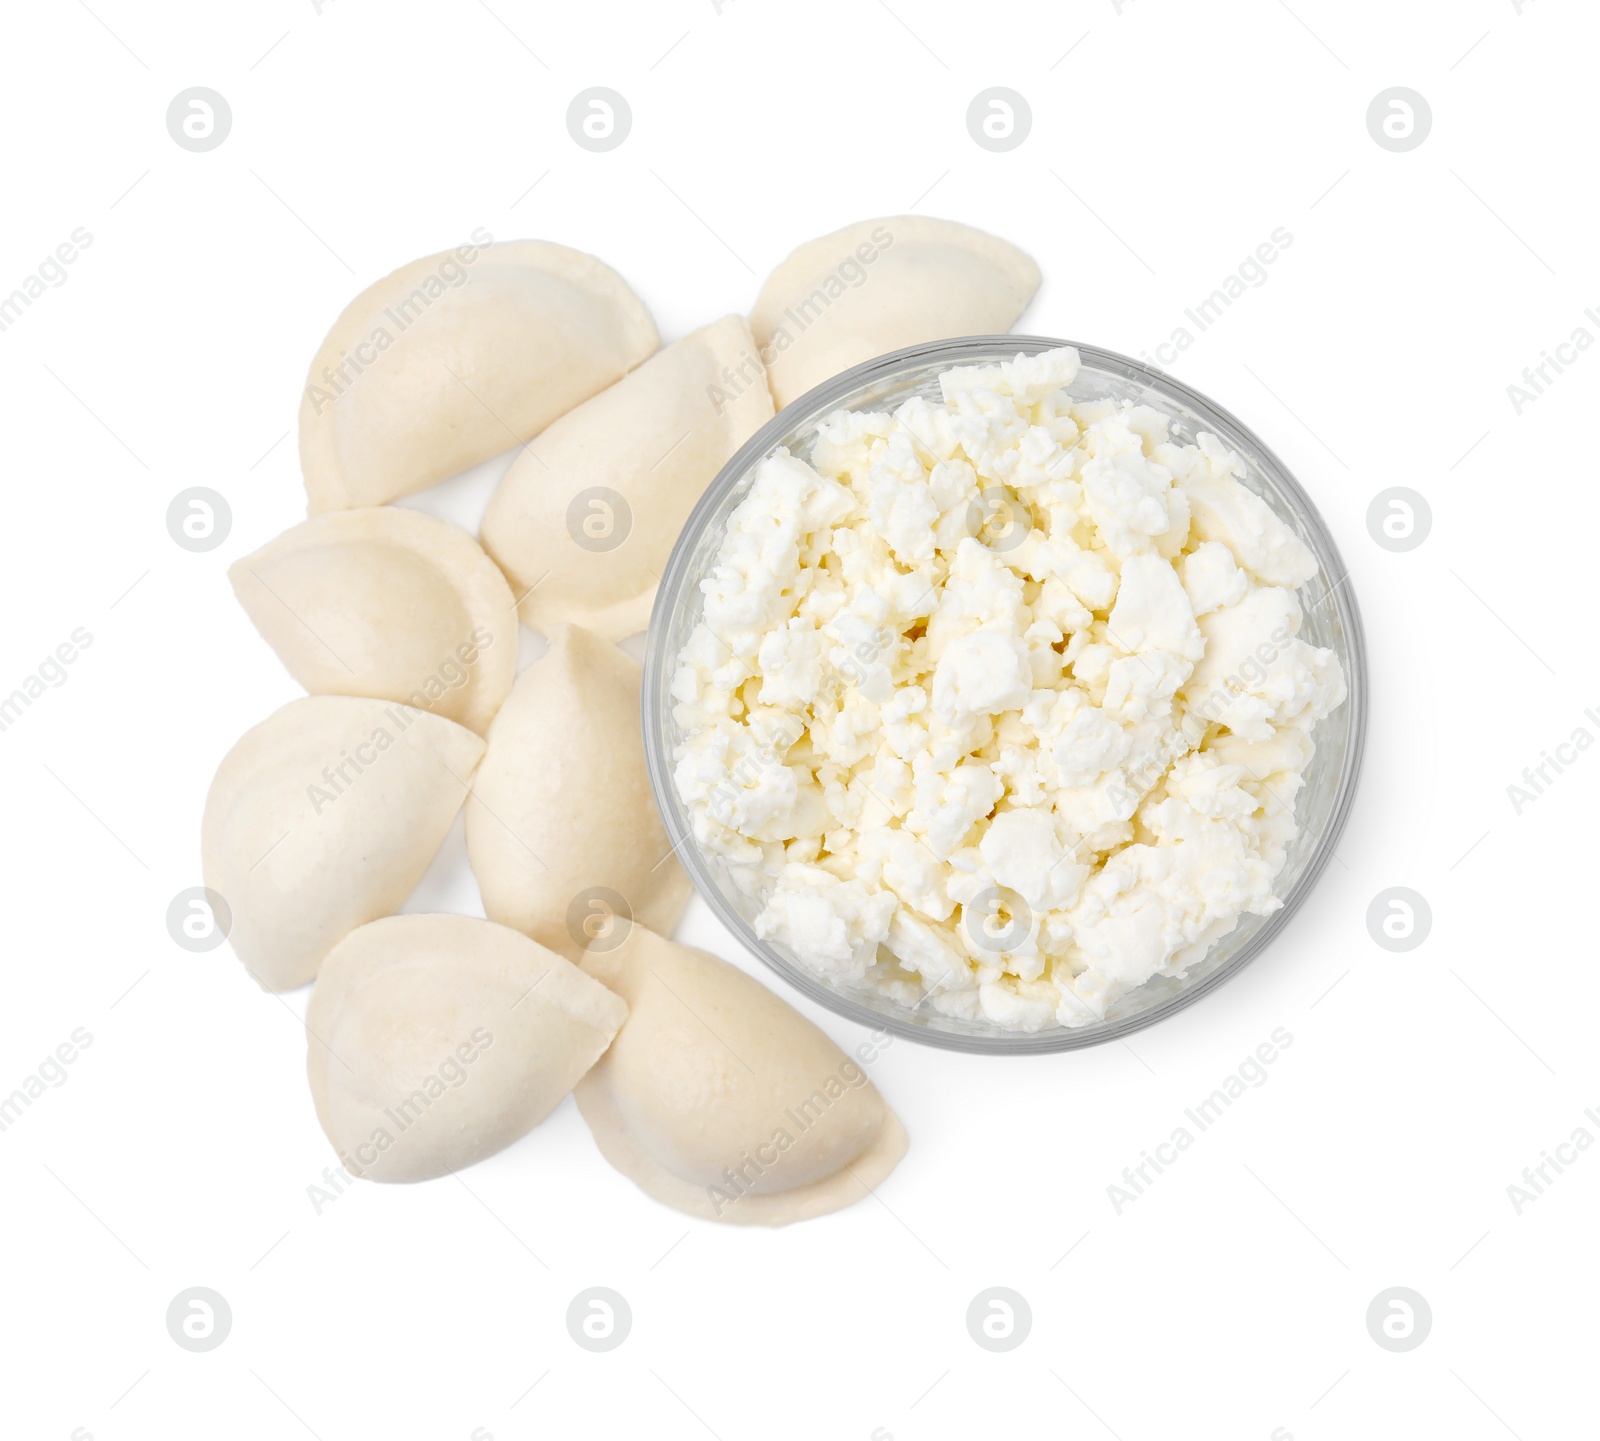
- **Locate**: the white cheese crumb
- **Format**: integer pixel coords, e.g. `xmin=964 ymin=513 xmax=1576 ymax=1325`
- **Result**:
xmin=672 ymin=348 xmax=1346 ymax=1031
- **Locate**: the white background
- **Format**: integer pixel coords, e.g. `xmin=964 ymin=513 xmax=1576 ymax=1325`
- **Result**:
xmin=1 ymin=0 xmax=1592 ymax=1437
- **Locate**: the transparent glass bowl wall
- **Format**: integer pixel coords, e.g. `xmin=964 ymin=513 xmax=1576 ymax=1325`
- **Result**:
xmin=643 ymin=337 xmax=1367 ymax=1053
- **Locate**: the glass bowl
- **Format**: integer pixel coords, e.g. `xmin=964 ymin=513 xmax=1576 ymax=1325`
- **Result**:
xmin=643 ymin=336 xmax=1367 ymax=1053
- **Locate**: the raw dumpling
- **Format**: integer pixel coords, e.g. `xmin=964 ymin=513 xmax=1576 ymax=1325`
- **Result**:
xmin=202 ymin=696 xmax=484 ymax=991
xmin=465 ymin=624 xmax=691 ymax=960
xmin=480 ymin=315 xmax=774 ymax=640
xmin=575 ymin=926 xmax=909 ymax=1226
xmin=306 ymin=914 xmax=627 ymax=1182
xmin=750 ymin=216 xmax=1041 ymax=407
xmin=300 ymin=238 xmax=658 ymax=510
xmin=229 ymin=508 xmax=518 ymax=735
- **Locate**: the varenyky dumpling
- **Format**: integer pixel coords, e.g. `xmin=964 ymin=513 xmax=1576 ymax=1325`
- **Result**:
xmin=465 ymin=624 xmax=691 ymax=961
xmin=300 ymin=237 xmax=658 ymax=511
xmin=480 ymin=315 xmax=774 ymax=640
xmin=229 ymin=508 xmax=518 ymax=735
xmin=749 ymin=216 xmax=1041 ymax=408
xmin=306 ymin=914 xmax=627 ymax=1182
xmin=202 ymin=696 xmax=483 ymax=991
xmin=575 ymin=926 xmax=908 ymax=1226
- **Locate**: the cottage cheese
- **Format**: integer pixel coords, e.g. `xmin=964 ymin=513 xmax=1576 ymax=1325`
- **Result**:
xmin=670 ymin=347 xmax=1345 ymax=1032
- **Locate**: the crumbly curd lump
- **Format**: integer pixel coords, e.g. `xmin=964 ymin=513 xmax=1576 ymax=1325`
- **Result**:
xmin=670 ymin=348 xmax=1345 ymax=1032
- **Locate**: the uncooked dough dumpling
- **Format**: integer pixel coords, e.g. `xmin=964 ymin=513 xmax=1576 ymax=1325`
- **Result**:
xmin=202 ymin=696 xmax=484 ymax=991
xmin=300 ymin=238 xmax=658 ymax=510
xmin=465 ymin=624 xmax=691 ymax=960
xmin=575 ymin=925 xmax=909 ymax=1226
xmin=306 ymin=914 xmax=627 ymax=1182
xmin=229 ymin=508 xmax=518 ymax=734
xmin=750 ymin=216 xmax=1040 ymax=408
xmin=481 ymin=315 xmax=774 ymax=640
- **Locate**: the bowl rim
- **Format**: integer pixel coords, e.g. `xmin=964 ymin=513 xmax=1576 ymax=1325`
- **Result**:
xmin=643 ymin=334 xmax=1368 ymax=1054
